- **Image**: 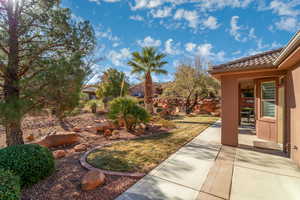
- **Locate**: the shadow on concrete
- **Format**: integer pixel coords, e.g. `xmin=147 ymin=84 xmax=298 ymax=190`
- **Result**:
xmin=238 ymin=144 xmax=287 ymax=157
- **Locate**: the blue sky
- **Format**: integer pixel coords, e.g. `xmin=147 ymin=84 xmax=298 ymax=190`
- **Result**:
xmin=62 ymin=0 xmax=300 ymax=83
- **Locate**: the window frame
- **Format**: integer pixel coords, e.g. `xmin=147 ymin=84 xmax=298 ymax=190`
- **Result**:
xmin=259 ymin=80 xmax=277 ymax=120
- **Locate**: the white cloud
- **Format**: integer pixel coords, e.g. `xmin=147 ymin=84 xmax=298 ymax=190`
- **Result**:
xmin=195 ymin=43 xmax=226 ymax=64
xmin=270 ymin=0 xmax=300 ymax=16
xmin=131 ymin=0 xmax=163 ymax=10
xmin=275 ymin=17 xmax=300 ymax=32
xmin=107 ymin=48 xmax=131 ymax=66
xmin=185 ymin=42 xmax=196 ymax=52
xmin=130 ymin=15 xmax=144 ymax=21
xmin=71 ymin=14 xmax=85 ymax=22
xmin=229 ymin=16 xmax=256 ymax=42
xmin=203 ymin=16 xmax=220 ymax=30
xmin=88 ymin=0 xmax=120 ymax=4
xmin=184 ymin=43 xmax=226 ymax=64
xmin=151 ymin=6 xmax=173 ymax=18
xmin=232 ymin=50 xmax=241 ymax=55
xmin=95 ymin=28 xmax=120 ymax=42
xmin=248 ymin=28 xmax=256 ymax=39
xmin=174 ymin=9 xmax=199 ymax=29
xmin=268 ymin=0 xmax=300 ymax=32
xmin=88 ymin=0 xmax=100 ymax=4
xmin=197 ymin=0 xmax=254 ymax=11
xmin=137 ymin=36 xmax=161 ymax=47
xmin=164 ymin=39 xmax=180 ymax=55
xmin=230 ymin=16 xmax=245 ymax=42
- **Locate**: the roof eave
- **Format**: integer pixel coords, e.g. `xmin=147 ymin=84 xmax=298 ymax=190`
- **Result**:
xmin=273 ymin=31 xmax=300 ymax=67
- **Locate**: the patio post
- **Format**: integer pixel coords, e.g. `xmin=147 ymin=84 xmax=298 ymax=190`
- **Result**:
xmin=221 ymin=76 xmax=239 ymax=147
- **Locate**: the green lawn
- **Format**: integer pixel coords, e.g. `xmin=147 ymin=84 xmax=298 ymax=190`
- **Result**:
xmin=87 ymin=115 xmax=219 ymax=173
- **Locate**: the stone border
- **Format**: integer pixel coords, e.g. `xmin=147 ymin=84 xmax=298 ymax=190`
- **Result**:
xmin=80 ymin=143 xmax=146 ymax=178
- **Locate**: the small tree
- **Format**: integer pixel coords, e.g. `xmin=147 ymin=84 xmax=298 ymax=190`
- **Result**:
xmin=108 ymin=97 xmax=150 ymax=132
xmin=96 ymin=68 xmax=129 ymax=109
xmin=163 ymin=64 xmax=219 ymax=114
xmin=128 ymin=47 xmax=168 ymax=113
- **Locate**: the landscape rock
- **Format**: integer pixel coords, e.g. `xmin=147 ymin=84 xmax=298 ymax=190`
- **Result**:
xmin=81 ymin=170 xmax=105 ymax=191
xmin=26 ymin=134 xmax=35 ymax=142
xmin=73 ymin=127 xmax=81 ymax=132
xmin=95 ymin=121 xmax=114 ymax=132
xmin=74 ymin=143 xmax=88 ymax=152
xmin=85 ymin=126 xmax=98 ymax=133
xmin=37 ymin=133 xmax=80 ymax=148
xmin=53 ymin=150 xmax=66 ymax=159
xmin=104 ymin=129 xmax=112 ymax=139
xmin=110 ymin=130 xmax=120 ymax=139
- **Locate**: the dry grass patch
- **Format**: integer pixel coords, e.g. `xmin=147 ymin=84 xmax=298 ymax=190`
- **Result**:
xmin=87 ymin=115 xmax=219 ymax=173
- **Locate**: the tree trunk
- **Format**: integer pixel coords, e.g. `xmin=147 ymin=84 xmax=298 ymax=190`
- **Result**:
xmin=185 ymin=96 xmax=191 ymax=114
xmin=5 ymin=121 xmax=24 ymax=146
xmin=4 ymin=2 xmax=24 ymax=146
xmin=189 ymin=93 xmax=199 ymax=114
xmin=144 ymin=71 xmax=153 ymax=113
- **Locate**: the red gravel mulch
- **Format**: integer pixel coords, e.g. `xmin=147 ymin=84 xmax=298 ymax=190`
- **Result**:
xmin=21 ymin=150 xmax=140 ymax=200
xmin=0 ymin=112 xmax=166 ymax=200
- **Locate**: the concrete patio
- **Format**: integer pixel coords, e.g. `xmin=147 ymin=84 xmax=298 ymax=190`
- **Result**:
xmin=116 ymin=121 xmax=300 ymax=200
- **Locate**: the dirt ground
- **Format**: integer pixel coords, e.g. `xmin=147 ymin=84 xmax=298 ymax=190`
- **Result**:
xmin=0 ymin=113 xmax=102 ymax=148
xmin=0 ymin=112 xmax=167 ymax=200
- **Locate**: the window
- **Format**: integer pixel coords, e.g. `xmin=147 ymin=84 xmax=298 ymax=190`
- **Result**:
xmin=261 ymin=81 xmax=276 ymax=118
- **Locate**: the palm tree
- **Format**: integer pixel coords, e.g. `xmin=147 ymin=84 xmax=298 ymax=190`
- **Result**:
xmin=128 ymin=47 xmax=168 ymax=113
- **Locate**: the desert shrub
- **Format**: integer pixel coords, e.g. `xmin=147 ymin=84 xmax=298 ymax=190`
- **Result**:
xmin=108 ymin=97 xmax=150 ymax=131
xmin=85 ymin=99 xmax=103 ymax=112
xmin=0 ymin=144 xmax=55 ymax=187
xmin=90 ymin=102 xmax=97 ymax=113
xmin=0 ymin=169 xmax=21 ymax=200
xmin=157 ymin=119 xmax=177 ymax=129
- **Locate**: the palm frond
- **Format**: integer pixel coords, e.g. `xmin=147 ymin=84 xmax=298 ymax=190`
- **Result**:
xmin=154 ymin=69 xmax=168 ymax=75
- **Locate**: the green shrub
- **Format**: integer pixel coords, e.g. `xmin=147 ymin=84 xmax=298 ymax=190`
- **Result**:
xmin=0 ymin=169 xmax=21 ymax=200
xmin=90 ymin=102 xmax=97 ymax=113
xmin=0 ymin=144 xmax=55 ymax=187
xmin=108 ymin=97 xmax=150 ymax=131
xmin=85 ymin=99 xmax=103 ymax=112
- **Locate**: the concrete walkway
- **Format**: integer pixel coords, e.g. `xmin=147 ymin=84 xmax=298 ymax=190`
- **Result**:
xmin=116 ymin=121 xmax=300 ymax=200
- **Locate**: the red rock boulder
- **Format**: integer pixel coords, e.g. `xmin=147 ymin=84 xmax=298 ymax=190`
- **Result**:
xmin=37 ymin=133 xmax=80 ymax=148
xmin=53 ymin=150 xmax=66 ymax=159
xmin=81 ymin=170 xmax=105 ymax=191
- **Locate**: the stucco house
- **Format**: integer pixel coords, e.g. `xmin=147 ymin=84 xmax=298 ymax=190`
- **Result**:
xmin=209 ymin=31 xmax=300 ymax=167
xmin=82 ymin=85 xmax=97 ymax=100
xmin=129 ymin=82 xmax=163 ymax=98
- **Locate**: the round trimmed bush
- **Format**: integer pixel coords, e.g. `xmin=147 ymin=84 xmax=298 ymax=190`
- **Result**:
xmin=0 ymin=144 xmax=55 ymax=187
xmin=0 ymin=169 xmax=21 ymax=200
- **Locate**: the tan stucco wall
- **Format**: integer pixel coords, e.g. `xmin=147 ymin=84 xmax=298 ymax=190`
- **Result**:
xmin=286 ymin=65 xmax=300 ymax=166
xmin=221 ymin=76 xmax=239 ymax=147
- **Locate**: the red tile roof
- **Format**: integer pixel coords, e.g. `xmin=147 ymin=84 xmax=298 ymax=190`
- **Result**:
xmin=209 ymin=48 xmax=283 ymax=74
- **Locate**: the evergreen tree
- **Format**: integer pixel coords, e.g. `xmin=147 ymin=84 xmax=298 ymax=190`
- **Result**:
xmin=0 ymin=0 xmax=96 ymax=145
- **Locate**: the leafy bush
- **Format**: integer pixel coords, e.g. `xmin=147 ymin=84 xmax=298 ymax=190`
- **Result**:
xmin=85 ymin=99 xmax=103 ymax=112
xmin=90 ymin=102 xmax=97 ymax=113
xmin=0 ymin=169 xmax=21 ymax=200
xmin=0 ymin=144 xmax=55 ymax=187
xmin=108 ymin=97 xmax=150 ymax=131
